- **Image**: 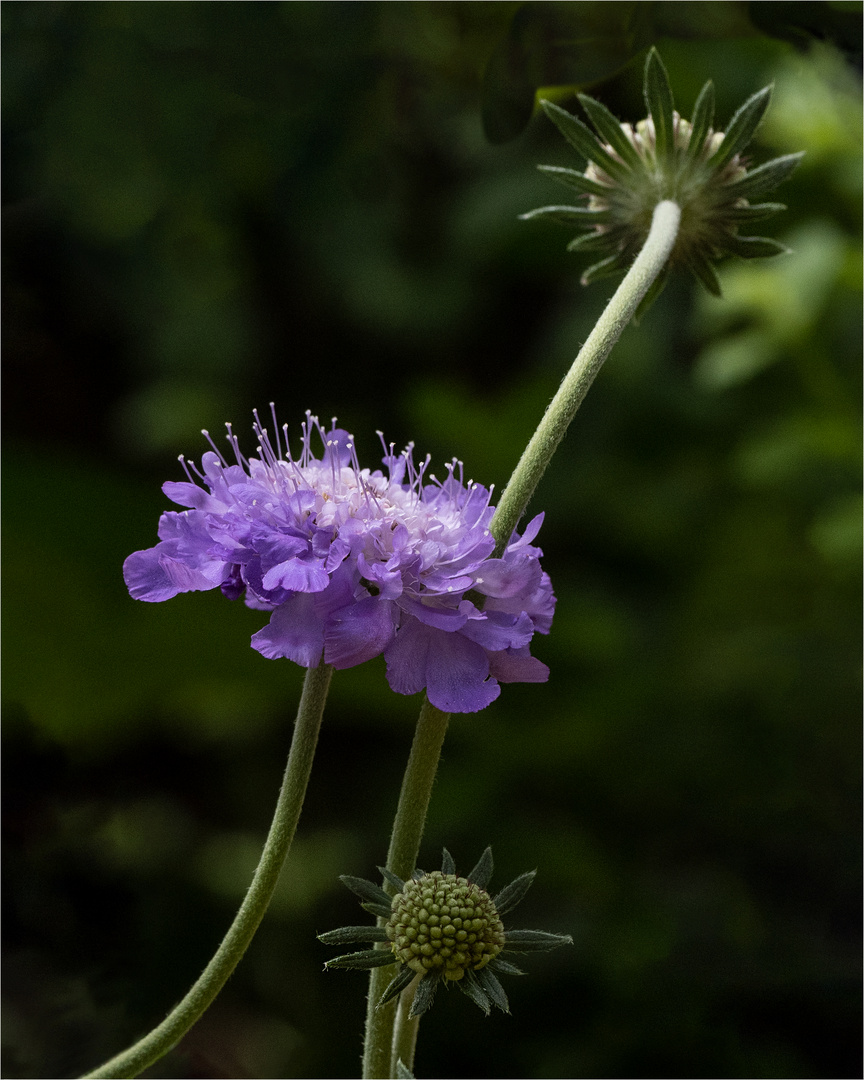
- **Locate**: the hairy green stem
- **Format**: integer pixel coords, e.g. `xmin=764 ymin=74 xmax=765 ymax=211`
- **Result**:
xmin=359 ymin=199 xmax=681 ymax=1080
xmin=82 ymin=662 xmax=334 ymax=1079
xmin=362 ymin=699 xmax=451 ymax=1080
xmin=390 ymin=981 xmax=420 ymax=1079
xmin=489 ymin=199 xmax=682 ymax=554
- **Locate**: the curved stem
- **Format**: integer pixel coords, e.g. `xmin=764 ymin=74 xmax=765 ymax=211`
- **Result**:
xmin=82 ymin=661 xmax=335 ymax=1079
xmin=489 ymin=199 xmax=681 ymax=553
xmin=362 ymin=699 xmax=451 ymax=1080
xmin=359 ymin=200 xmax=681 ymax=1080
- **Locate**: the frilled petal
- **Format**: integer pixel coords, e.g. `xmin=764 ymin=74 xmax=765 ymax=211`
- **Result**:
xmin=322 ymin=427 xmax=354 ymax=467
xmin=251 ymin=593 xmax=324 ymax=666
xmin=262 ymin=554 xmax=330 ymax=593
xmin=431 ymin=533 xmax=496 ymax=575
xmin=459 ymin=609 xmax=535 ymax=651
xmin=155 ymin=509 xmax=212 ymax=549
xmin=241 ymin=557 xmax=292 ymax=608
xmin=472 ymin=553 xmax=542 ymax=598
xmin=123 ymin=544 xmax=221 ymax=602
xmin=384 ymin=617 xmax=429 ymax=697
xmin=485 ymin=570 xmax=556 ymax=632
xmin=324 ymin=535 xmax=352 ymax=573
xmin=252 ymin=527 xmax=306 ymax=570
xmin=254 ymin=532 xmax=308 ymax=565
xmin=487 ymin=648 xmax=550 ymax=684
xmin=357 ymin=553 xmax=404 ymax=600
xmin=126 ymin=510 xmax=227 ymax=601
xmin=162 ymin=480 xmax=219 ymax=511
xmin=398 ymin=595 xmax=468 ymax=631
xmin=525 ymin=571 xmax=557 ymax=634
xmin=418 ymin=570 xmax=476 ymax=594
xmin=507 ymin=512 xmax=545 ymax=550
xmin=385 ymin=620 xmax=501 ymax=713
xmin=425 ymin=630 xmax=501 ymax=713
xmin=162 ymin=454 xmax=248 ymax=511
xmin=324 ymin=596 xmax=397 ymax=669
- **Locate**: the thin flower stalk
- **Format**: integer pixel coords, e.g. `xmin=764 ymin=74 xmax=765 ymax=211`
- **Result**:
xmin=490 ymin=197 xmax=681 ymax=556
xmin=81 ymin=661 xmax=333 ymax=1080
xmin=362 ymin=699 xmax=452 ymax=1080
xmin=367 ymin=168 xmax=682 ymax=1080
xmin=390 ymin=985 xmax=420 ymax=1080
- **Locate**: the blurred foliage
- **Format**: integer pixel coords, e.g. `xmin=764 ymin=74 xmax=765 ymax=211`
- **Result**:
xmin=2 ymin=3 xmax=861 ymax=1079
xmin=481 ymin=0 xmax=862 ymax=141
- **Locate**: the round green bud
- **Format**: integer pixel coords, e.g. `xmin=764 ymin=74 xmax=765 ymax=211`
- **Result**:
xmin=386 ymin=870 xmax=505 ymax=981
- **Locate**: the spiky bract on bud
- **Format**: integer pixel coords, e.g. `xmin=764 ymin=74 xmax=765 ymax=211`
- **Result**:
xmin=522 ymin=47 xmax=803 ymax=304
xmin=319 ymin=849 xmax=572 ymax=1018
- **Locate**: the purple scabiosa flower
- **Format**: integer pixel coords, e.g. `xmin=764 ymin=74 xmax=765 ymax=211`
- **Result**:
xmin=123 ymin=409 xmax=555 ymax=714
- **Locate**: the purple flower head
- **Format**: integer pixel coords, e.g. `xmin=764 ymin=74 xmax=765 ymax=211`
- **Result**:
xmin=123 ymin=408 xmax=555 ymax=713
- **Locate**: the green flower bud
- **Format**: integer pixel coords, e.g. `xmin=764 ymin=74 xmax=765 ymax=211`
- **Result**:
xmin=385 ymin=870 xmax=505 ymax=981
xmin=320 ymin=848 xmax=572 ymax=1018
xmin=522 ymin=47 xmax=804 ymax=305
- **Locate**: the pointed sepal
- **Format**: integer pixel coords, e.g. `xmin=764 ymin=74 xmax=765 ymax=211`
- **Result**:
xmin=378 ymin=866 xmax=407 ymax=892
xmin=409 ymin=972 xmax=440 ymax=1017
xmin=457 ymin=969 xmax=492 ymax=1015
xmin=519 ymin=204 xmax=617 ymax=226
xmin=643 ymin=47 xmax=676 ymax=163
xmin=723 ymin=202 xmax=787 ymax=222
xmin=536 ymin=164 xmax=614 ymax=197
xmin=325 ymin=947 xmax=397 ymax=970
xmin=493 ymin=870 xmax=537 ymax=915
xmin=378 ymin=963 xmax=418 ymax=1007
xmin=475 ymin=965 xmax=511 ymax=1013
xmin=581 ymin=250 xmax=632 ymax=285
xmin=708 ymin=85 xmax=772 ymax=173
xmin=467 ymin=846 xmax=494 ymax=890
xmin=632 ymin=269 xmax=669 ymax=322
xmin=723 ymin=152 xmax=804 ymax=200
xmin=317 ymin=925 xmax=389 ymax=946
xmin=578 ymin=93 xmax=643 ymax=171
xmin=540 ymin=99 xmax=631 ymax=182
xmin=340 ymin=875 xmax=393 ymax=910
xmin=488 ymin=955 xmax=526 ymax=977
xmin=722 ymin=234 xmax=790 ymax=259
xmin=684 ymin=252 xmax=723 ymax=296
xmin=360 ymin=902 xmax=393 ymax=920
xmin=441 ymin=848 xmax=457 ymax=875
xmin=503 ymin=929 xmax=575 ymax=952
xmin=566 ymin=231 xmax=620 ymax=253
xmin=686 ymin=79 xmax=715 ymax=163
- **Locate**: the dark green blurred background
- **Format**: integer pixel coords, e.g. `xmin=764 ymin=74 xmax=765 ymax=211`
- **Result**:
xmin=3 ymin=3 xmax=861 ymax=1078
